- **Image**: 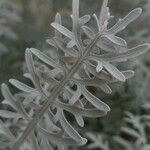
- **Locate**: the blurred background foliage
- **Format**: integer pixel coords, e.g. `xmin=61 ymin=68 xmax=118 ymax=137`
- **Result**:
xmin=0 ymin=0 xmax=150 ymax=149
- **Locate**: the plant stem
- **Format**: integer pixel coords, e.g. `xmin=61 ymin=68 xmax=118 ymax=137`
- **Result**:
xmin=12 ymin=32 xmax=101 ymax=150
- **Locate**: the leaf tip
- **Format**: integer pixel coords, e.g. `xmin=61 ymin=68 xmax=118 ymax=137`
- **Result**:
xmin=56 ymin=12 xmax=61 ymax=17
xmin=25 ymin=48 xmax=31 ymax=53
xmin=136 ymin=8 xmax=142 ymax=15
xmin=145 ymin=43 xmax=150 ymax=49
xmin=8 ymin=79 xmax=14 ymax=85
xmin=104 ymin=104 xmax=111 ymax=112
xmin=1 ymin=83 xmax=6 ymax=91
xmin=51 ymin=22 xmax=56 ymax=27
xmin=80 ymin=138 xmax=88 ymax=145
xmin=141 ymin=43 xmax=150 ymax=52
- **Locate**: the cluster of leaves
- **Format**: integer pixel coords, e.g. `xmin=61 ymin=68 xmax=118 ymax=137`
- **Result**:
xmin=0 ymin=0 xmax=149 ymax=149
xmin=0 ymin=0 xmax=21 ymax=56
xmin=86 ymin=133 xmax=110 ymax=150
xmin=128 ymin=30 xmax=150 ymax=105
xmin=112 ymin=27 xmax=150 ymax=110
xmin=87 ymin=105 xmax=150 ymax=150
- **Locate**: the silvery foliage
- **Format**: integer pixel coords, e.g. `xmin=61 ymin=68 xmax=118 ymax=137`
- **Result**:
xmin=111 ymin=29 xmax=150 ymax=109
xmin=87 ymin=133 xmax=110 ymax=150
xmin=114 ymin=28 xmax=150 ymax=107
xmin=87 ymin=107 xmax=150 ymax=150
xmin=129 ymin=30 xmax=150 ymax=105
xmin=0 ymin=0 xmax=150 ymax=149
xmin=114 ymin=110 xmax=150 ymax=150
xmin=109 ymin=0 xmax=150 ymax=106
xmin=0 ymin=0 xmax=22 ymax=56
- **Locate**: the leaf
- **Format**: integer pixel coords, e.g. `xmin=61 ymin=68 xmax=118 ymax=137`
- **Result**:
xmin=114 ymin=136 xmax=131 ymax=148
xmin=121 ymin=127 xmax=140 ymax=138
xmin=57 ymin=108 xmax=87 ymax=145
xmin=74 ymin=78 xmax=112 ymax=94
xmin=95 ymin=44 xmax=150 ymax=62
xmin=75 ymin=115 xmax=84 ymax=127
xmin=72 ymin=102 xmax=85 ymax=127
xmin=96 ymin=61 xmax=103 ymax=72
xmin=107 ymin=8 xmax=142 ymax=34
xmin=53 ymin=38 xmax=78 ymax=57
xmin=23 ymin=73 xmax=34 ymax=82
xmin=47 ymin=110 xmax=61 ymax=131
xmin=99 ymin=0 xmax=109 ymax=27
xmin=1 ymin=84 xmax=17 ymax=111
xmin=46 ymin=39 xmax=57 ymax=48
xmin=54 ymin=101 xmax=107 ymax=118
xmin=51 ymin=23 xmax=76 ymax=48
xmin=38 ymin=127 xmax=85 ymax=146
xmin=121 ymin=70 xmax=135 ymax=80
xmin=85 ymin=62 xmax=113 ymax=81
xmin=86 ymin=133 xmax=97 ymax=141
xmin=93 ymin=14 xmax=101 ymax=31
xmin=86 ymin=62 xmax=131 ymax=84
xmin=83 ymin=26 xmax=126 ymax=52
xmin=37 ymin=70 xmax=59 ymax=86
xmin=0 ymin=110 xmax=21 ymax=119
xmin=82 ymin=26 xmax=95 ymax=39
xmin=69 ymin=86 xmax=82 ymax=104
xmin=51 ymin=23 xmax=74 ymax=39
xmin=55 ymin=13 xmax=62 ymax=39
xmin=9 ymin=79 xmax=36 ymax=93
xmin=30 ymin=133 xmax=40 ymax=150
xmin=96 ymin=38 xmax=116 ymax=52
xmin=109 ymin=44 xmax=150 ymax=62
xmin=108 ymin=70 xmax=135 ymax=83
xmin=103 ymin=61 xmax=126 ymax=82
xmin=104 ymin=35 xmax=127 ymax=47
xmin=74 ymin=100 xmax=84 ymax=127
xmin=40 ymin=136 xmax=54 ymax=150
xmin=25 ymin=49 xmax=41 ymax=90
xmin=72 ymin=0 xmax=79 ymax=18
xmin=67 ymin=39 xmax=76 ymax=48
xmin=0 ymin=120 xmax=14 ymax=140
xmin=79 ymin=15 xmax=91 ymax=25
xmin=30 ymin=48 xmax=60 ymax=69
xmin=80 ymin=86 xmax=110 ymax=111
xmin=88 ymin=59 xmax=126 ymax=82
xmin=1 ymin=84 xmax=30 ymax=120
xmin=99 ymin=83 xmax=112 ymax=94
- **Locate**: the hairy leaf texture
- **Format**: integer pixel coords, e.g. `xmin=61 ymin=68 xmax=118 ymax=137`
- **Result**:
xmin=87 ymin=105 xmax=150 ymax=150
xmin=0 ymin=0 xmax=150 ymax=149
xmin=113 ymin=110 xmax=150 ymax=150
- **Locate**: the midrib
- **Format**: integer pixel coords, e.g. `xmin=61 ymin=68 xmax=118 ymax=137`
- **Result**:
xmin=12 ymin=32 xmax=101 ymax=150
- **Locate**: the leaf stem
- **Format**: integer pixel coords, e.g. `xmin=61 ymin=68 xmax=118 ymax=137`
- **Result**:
xmin=12 ymin=32 xmax=101 ymax=150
